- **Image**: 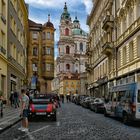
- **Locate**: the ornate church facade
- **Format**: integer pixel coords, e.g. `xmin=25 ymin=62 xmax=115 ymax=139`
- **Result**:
xmin=56 ymin=3 xmax=88 ymax=95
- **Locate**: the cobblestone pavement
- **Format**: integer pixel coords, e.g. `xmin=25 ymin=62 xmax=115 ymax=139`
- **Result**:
xmin=0 ymin=103 xmax=140 ymax=140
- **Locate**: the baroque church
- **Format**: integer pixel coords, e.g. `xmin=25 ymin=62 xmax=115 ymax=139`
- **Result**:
xmin=56 ymin=2 xmax=88 ymax=95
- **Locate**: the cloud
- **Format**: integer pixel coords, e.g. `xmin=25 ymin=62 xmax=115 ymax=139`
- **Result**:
xmin=25 ymin=0 xmax=91 ymax=58
xmin=25 ymin=0 xmax=82 ymax=10
xmin=83 ymin=0 xmax=93 ymax=14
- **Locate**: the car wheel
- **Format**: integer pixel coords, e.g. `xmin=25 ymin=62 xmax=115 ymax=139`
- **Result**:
xmin=94 ymin=107 xmax=98 ymax=113
xmin=122 ymin=113 xmax=130 ymax=125
xmin=104 ymin=109 xmax=108 ymax=117
xmin=51 ymin=112 xmax=57 ymax=121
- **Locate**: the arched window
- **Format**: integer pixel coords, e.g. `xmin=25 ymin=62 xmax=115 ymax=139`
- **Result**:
xmin=80 ymin=43 xmax=83 ymax=52
xmin=66 ymin=64 xmax=70 ymax=70
xmin=65 ymin=28 xmax=69 ymax=36
xmin=66 ymin=46 xmax=70 ymax=54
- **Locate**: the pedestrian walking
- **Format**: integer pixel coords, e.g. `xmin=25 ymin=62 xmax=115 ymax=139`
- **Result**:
xmin=0 ymin=95 xmax=3 ymax=117
xmin=18 ymin=89 xmax=29 ymax=132
xmin=9 ymin=91 xmax=14 ymax=107
xmin=61 ymin=94 xmax=64 ymax=103
xmin=56 ymin=94 xmax=61 ymax=107
xmin=14 ymin=90 xmax=19 ymax=108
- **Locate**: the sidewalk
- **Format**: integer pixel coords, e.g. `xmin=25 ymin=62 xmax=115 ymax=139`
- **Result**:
xmin=0 ymin=106 xmax=21 ymax=134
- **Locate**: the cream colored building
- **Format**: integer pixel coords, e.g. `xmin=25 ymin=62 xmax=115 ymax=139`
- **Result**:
xmin=7 ymin=0 xmax=28 ymax=99
xmin=86 ymin=0 xmax=140 ymax=97
xmin=0 ymin=0 xmax=8 ymax=99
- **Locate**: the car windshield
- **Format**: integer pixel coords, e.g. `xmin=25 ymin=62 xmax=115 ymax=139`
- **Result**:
xmin=137 ymin=90 xmax=140 ymax=103
xmin=31 ymin=94 xmax=53 ymax=104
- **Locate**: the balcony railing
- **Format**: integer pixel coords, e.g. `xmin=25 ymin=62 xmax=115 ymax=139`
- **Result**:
xmin=102 ymin=15 xmax=114 ymax=31
xmin=102 ymin=42 xmax=113 ymax=56
xmin=117 ymin=17 xmax=140 ymax=46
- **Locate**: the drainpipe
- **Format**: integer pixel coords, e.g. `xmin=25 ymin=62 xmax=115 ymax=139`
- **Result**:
xmin=114 ymin=0 xmax=117 ymax=86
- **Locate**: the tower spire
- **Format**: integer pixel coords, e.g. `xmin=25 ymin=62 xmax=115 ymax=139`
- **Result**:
xmin=64 ymin=2 xmax=68 ymax=13
xmin=48 ymin=14 xmax=50 ymax=22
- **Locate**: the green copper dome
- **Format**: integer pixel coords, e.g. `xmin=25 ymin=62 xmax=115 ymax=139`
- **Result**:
xmin=72 ymin=28 xmax=87 ymax=36
xmin=61 ymin=2 xmax=71 ymax=20
xmin=73 ymin=16 xmax=79 ymax=23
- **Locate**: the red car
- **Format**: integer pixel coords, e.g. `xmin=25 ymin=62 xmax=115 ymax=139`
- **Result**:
xmin=29 ymin=94 xmax=57 ymax=121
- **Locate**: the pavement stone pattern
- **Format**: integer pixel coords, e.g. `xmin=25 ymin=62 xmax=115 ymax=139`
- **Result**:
xmin=0 ymin=106 xmax=21 ymax=134
xmin=0 ymin=103 xmax=140 ymax=140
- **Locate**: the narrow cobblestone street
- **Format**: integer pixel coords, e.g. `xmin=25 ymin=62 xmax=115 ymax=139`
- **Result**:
xmin=0 ymin=103 xmax=140 ymax=140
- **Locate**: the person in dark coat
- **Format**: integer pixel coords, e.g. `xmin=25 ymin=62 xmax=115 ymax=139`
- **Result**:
xmin=10 ymin=91 xmax=14 ymax=107
xmin=14 ymin=90 xmax=19 ymax=108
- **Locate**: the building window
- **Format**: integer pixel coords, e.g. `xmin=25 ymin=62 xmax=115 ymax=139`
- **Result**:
xmin=42 ymin=32 xmax=46 ymax=40
xmin=46 ymin=64 xmax=51 ymax=71
xmin=1 ymin=75 xmax=6 ymax=96
xmin=123 ymin=47 xmax=126 ymax=64
xmin=47 ymin=32 xmax=50 ymax=39
xmin=66 ymin=64 xmax=70 ymax=70
xmin=32 ymin=63 xmax=38 ymax=72
xmin=80 ymin=42 xmax=83 ymax=52
xmin=47 ymin=48 xmax=51 ymax=55
xmin=33 ymin=47 xmax=38 ymax=56
xmin=137 ymin=36 xmax=140 ymax=57
xmin=1 ymin=30 xmax=5 ymax=48
xmin=32 ymin=32 xmax=38 ymax=39
xmin=42 ymin=63 xmax=45 ymax=72
xmin=51 ymin=33 xmax=54 ymax=39
xmin=65 ymin=28 xmax=69 ymax=36
xmin=1 ymin=0 xmax=6 ymax=24
xmin=66 ymin=46 xmax=70 ymax=54
xmin=117 ymin=50 xmax=121 ymax=67
xmin=129 ymin=41 xmax=134 ymax=61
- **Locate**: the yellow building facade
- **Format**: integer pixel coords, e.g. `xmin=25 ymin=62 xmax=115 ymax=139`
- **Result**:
xmin=86 ymin=0 xmax=140 ymax=97
xmin=28 ymin=15 xmax=55 ymax=93
xmin=0 ymin=0 xmax=8 ymax=99
xmin=59 ymin=78 xmax=80 ymax=95
xmin=0 ymin=0 xmax=28 ymax=100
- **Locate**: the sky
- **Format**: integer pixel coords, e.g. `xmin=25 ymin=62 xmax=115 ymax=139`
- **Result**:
xmin=25 ymin=0 xmax=93 ymax=58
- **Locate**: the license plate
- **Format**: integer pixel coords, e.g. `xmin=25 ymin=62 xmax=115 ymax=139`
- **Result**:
xmin=36 ymin=112 xmax=46 ymax=115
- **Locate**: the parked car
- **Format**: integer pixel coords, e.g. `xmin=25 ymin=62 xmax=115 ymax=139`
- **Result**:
xmin=90 ymin=98 xmax=104 ymax=113
xmin=29 ymin=94 xmax=57 ymax=121
xmin=104 ymin=83 xmax=140 ymax=125
xmin=82 ymin=97 xmax=94 ymax=108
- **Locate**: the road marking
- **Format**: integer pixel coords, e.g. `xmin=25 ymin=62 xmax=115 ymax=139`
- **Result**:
xmin=17 ymin=125 xmax=50 ymax=140
xmin=29 ymin=125 xmax=49 ymax=134
xmin=57 ymin=121 xmax=60 ymax=126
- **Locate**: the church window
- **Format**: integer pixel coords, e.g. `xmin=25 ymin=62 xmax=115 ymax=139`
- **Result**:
xmin=65 ymin=28 xmax=69 ymax=36
xmin=66 ymin=46 xmax=70 ymax=54
xmin=80 ymin=43 xmax=83 ymax=52
xmin=66 ymin=64 xmax=70 ymax=70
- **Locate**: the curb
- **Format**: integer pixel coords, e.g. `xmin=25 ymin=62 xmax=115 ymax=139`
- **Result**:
xmin=0 ymin=118 xmax=22 ymax=134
